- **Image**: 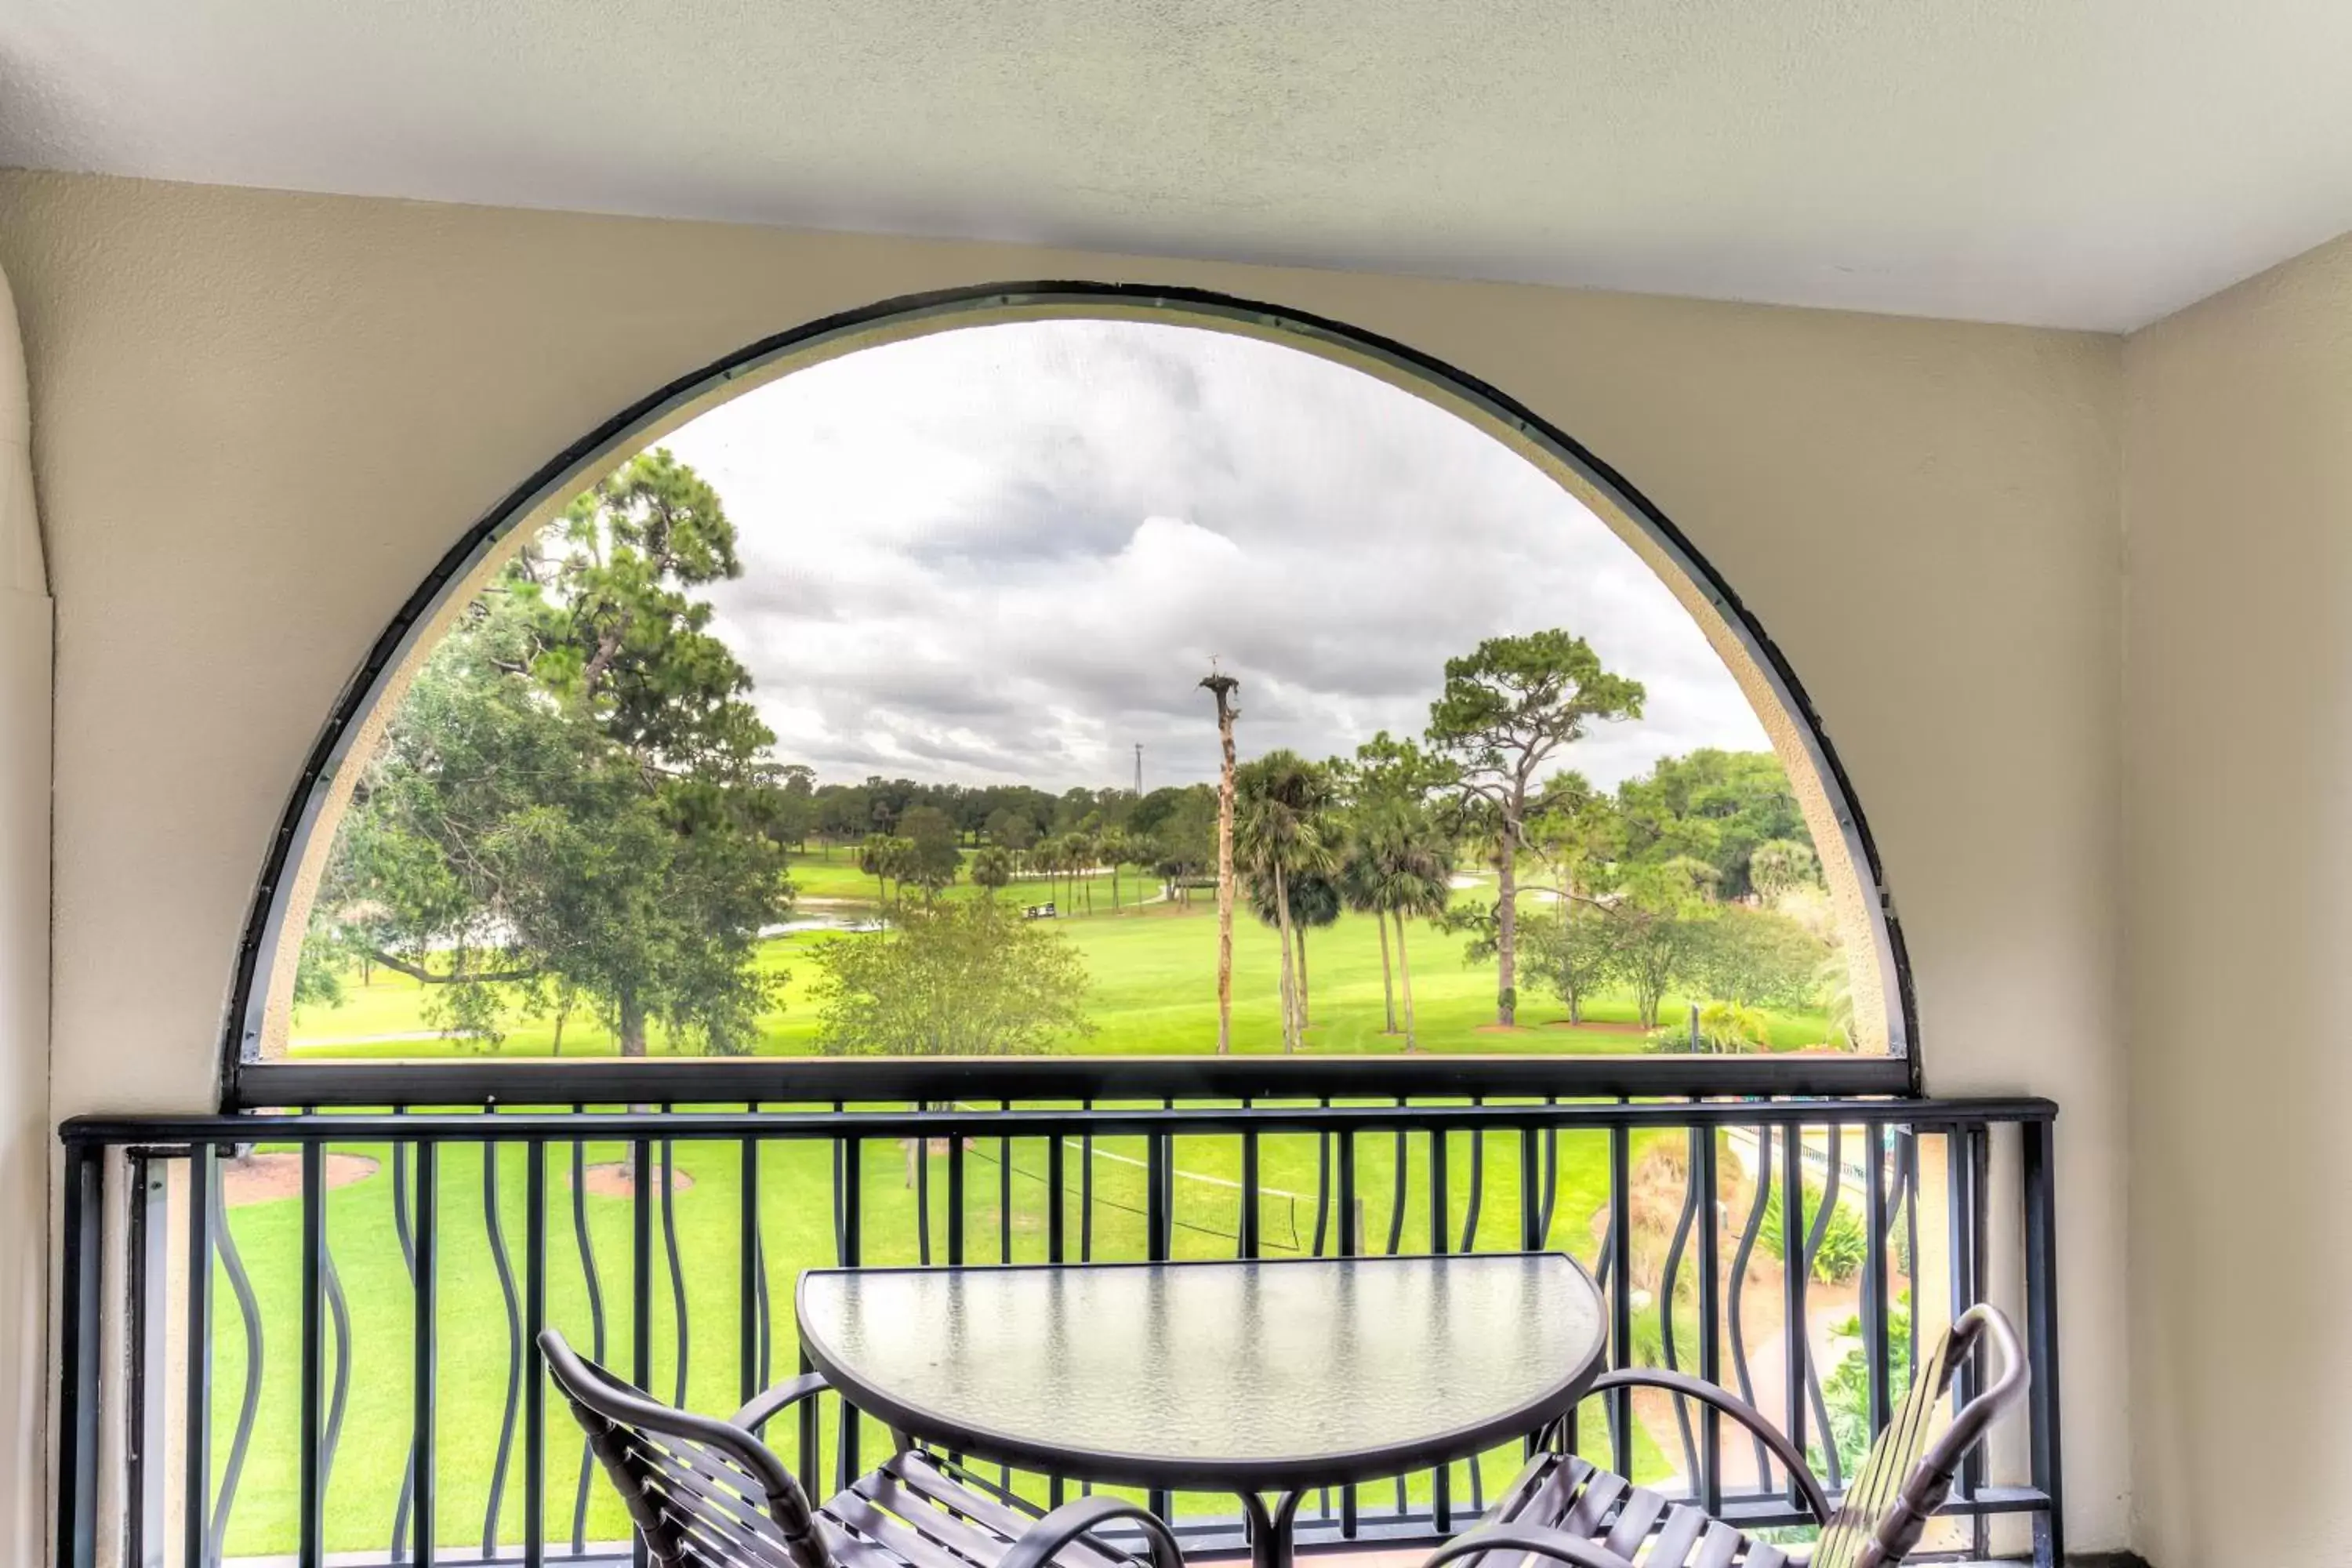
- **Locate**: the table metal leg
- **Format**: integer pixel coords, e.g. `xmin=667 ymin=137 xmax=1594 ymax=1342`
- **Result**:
xmin=1240 ymin=1490 xmax=1305 ymax=1568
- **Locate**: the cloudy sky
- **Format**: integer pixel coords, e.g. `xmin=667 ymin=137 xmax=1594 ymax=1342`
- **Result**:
xmin=655 ymin=319 xmax=1770 ymax=793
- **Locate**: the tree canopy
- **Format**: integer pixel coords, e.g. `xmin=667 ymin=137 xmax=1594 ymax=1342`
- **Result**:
xmin=301 ymin=449 xmax=794 ymax=1054
xmin=810 ymin=900 xmax=1094 ymax=1056
xmin=1425 ymin=630 xmax=1644 ymax=1026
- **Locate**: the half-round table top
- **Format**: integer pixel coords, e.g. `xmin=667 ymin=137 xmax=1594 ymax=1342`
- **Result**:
xmin=795 ymin=1251 xmax=1607 ymax=1493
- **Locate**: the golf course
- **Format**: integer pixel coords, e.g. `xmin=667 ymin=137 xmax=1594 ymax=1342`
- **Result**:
xmin=288 ymin=858 xmax=1838 ymax=1061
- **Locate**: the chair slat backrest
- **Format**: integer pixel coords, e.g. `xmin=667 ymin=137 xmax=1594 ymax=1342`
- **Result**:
xmin=1811 ymin=1305 xmax=2029 ymax=1568
xmin=542 ymin=1330 xmax=832 ymax=1568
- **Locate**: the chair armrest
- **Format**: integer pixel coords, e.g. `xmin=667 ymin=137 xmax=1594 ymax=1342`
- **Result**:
xmin=998 ymin=1495 xmax=1185 ymax=1568
xmin=728 ymin=1371 xmax=831 ymax=1434
xmin=1422 ymin=1523 xmax=1639 ymax=1568
xmin=1581 ymin=1369 xmax=1834 ymax=1526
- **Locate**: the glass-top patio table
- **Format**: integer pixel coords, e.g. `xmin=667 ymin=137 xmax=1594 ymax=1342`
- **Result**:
xmin=797 ymin=1251 xmax=1609 ymax=1568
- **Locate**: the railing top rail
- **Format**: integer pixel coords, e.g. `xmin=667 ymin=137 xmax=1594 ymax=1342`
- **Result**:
xmin=61 ymin=1094 xmax=2056 ymax=1147
xmin=227 ymin=1052 xmax=1917 ymax=1108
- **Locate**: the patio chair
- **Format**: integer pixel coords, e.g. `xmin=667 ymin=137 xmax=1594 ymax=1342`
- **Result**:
xmin=1425 ymin=1303 xmax=2029 ymax=1568
xmin=541 ymin=1329 xmax=1187 ymax=1568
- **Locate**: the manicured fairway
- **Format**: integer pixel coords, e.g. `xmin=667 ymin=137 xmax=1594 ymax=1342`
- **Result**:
xmin=290 ymin=859 xmax=1837 ymax=1058
xmin=209 ymin=1121 xmax=1677 ymax=1555
xmin=254 ymin=858 xmax=1835 ymax=1554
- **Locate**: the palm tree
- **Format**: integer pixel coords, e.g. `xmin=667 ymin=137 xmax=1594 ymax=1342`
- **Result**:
xmin=859 ymin=831 xmax=893 ymax=906
xmin=1350 ymin=802 xmax=1455 ymax=1050
xmin=1101 ymin=827 xmax=1134 ymax=911
xmin=1074 ymin=829 xmax=1101 ymax=914
xmin=1338 ymin=833 xmax=1399 ymax=1034
xmin=1234 ymin=750 xmax=1340 ymax=1051
xmin=1038 ymin=835 xmax=1070 ymax=912
xmin=1247 ymin=869 xmax=1341 ymax=1032
xmin=971 ymin=845 xmax=1013 ymax=898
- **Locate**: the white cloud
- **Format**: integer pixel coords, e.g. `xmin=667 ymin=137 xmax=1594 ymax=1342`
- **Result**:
xmin=660 ymin=318 xmax=1773 ymax=791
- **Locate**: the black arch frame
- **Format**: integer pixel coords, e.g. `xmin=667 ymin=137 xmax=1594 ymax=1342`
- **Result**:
xmin=223 ymin=281 xmax=1918 ymax=1110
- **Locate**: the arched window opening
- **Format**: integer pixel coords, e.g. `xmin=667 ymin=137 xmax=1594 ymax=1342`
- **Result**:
xmin=232 ymin=288 xmax=1908 ymax=1102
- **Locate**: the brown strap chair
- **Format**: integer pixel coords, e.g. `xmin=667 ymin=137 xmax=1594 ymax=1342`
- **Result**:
xmin=1425 ymin=1304 xmax=2031 ymax=1568
xmin=542 ymin=1329 xmax=1188 ymax=1568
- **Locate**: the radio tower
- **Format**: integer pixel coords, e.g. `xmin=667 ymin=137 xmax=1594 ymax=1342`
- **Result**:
xmin=1134 ymin=742 xmax=1143 ymax=797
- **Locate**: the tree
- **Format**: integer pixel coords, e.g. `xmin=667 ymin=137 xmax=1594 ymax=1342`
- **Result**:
xmin=858 ymin=832 xmax=898 ymax=906
xmin=1519 ymin=904 xmax=1621 ymax=1025
xmin=1626 ymin=750 xmax=1810 ymax=898
xmin=1608 ymin=855 xmax=1720 ymax=1028
xmin=1072 ymin=827 xmax=1100 ymax=913
xmin=985 ymin=805 xmax=1040 ymax=855
xmin=1338 ymin=838 xmax=1399 ymax=1034
xmin=970 ymin=846 xmax=1014 ymax=897
xmin=1148 ymin=788 xmax=1218 ymax=902
xmin=1235 ymin=750 xmax=1341 ymax=1051
xmin=810 ymin=901 xmax=1095 ymax=1056
xmin=1345 ymin=800 xmax=1455 ymax=1050
xmin=307 ymin=449 xmax=794 ymax=1055
xmin=1200 ymin=671 xmax=1242 ymax=1053
xmin=1247 ymin=869 xmax=1341 ymax=1031
xmin=898 ymin=804 xmax=963 ymax=901
xmin=1100 ymin=826 xmax=1135 ymax=910
xmin=1425 ymin=631 xmax=1643 ymax=1026
xmin=1687 ymin=904 xmax=1827 ymax=1011
xmin=1748 ymin=837 xmax=1819 ymax=902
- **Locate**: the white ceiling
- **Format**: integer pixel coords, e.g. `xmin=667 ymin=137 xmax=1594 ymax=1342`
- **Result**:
xmin=5 ymin=0 xmax=2351 ymax=331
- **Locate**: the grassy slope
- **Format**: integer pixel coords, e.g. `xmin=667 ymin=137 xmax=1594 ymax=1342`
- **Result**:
xmin=217 ymin=1124 xmax=1674 ymax=1553
xmin=255 ymin=858 xmax=1828 ymax=1550
xmin=292 ymin=860 xmax=1835 ymax=1057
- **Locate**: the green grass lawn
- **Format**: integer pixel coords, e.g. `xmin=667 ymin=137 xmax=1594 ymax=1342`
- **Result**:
xmin=255 ymin=858 xmax=1831 ymax=1552
xmin=292 ymin=857 xmax=1836 ymax=1058
xmin=212 ymin=1122 xmax=1675 ymax=1555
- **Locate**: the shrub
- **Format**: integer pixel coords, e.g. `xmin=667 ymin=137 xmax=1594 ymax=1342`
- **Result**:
xmin=1757 ymin=1180 xmax=1867 ymax=1283
xmin=1822 ymin=1294 xmax=1915 ymax=1475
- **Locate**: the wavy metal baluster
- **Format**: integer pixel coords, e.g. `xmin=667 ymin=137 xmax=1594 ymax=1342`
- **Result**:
xmin=1458 ymin=1109 xmax=1488 ymax=1512
xmin=570 ymin=1136 xmax=607 ymax=1554
xmin=390 ymin=1139 xmax=417 ymax=1563
xmin=1457 ymin=1107 xmax=1485 ymax=1254
xmin=1386 ymin=1119 xmax=1408 ymax=1257
xmin=999 ymin=1102 xmax=1014 ymax=1264
xmin=1798 ymin=1123 xmax=1844 ymax=1492
xmin=1311 ymin=1129 xmax=1331 ymax=1258
xmin=479 ymin=1138 xmax=524 ymax=1559
xmin=320 ymin=1192 xmax=353 ymax=1512
xmin=753 ymin=1170 xmax=774 ymax=1393
xmin=916 ymin=1102 xmax=933 ymax=1265
xmin=208 ymin=1156 xmax=263 ymax=1568
xmin=1656 ymin=1144 xmax=1704 ymax=1489
xmin=1080 ymin=1100 xmax=1095 ymax=1263
xmin=1726 ymin=1125 xmax=1775 ymax=1490
xmin=662 ymin=1138 xmax=689 ymax=1405
xmin=1537 ymin=1113 xmax=1559 ymax=1246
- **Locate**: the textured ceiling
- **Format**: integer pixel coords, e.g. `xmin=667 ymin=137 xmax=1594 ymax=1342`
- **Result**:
xmin=5 ymin=0 xmax=2351 ymax=331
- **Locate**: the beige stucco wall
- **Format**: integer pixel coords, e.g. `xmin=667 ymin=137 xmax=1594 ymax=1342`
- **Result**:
xmin=0 ymin=169 xmax=2130 ymax=1551
xmin=0 ymin=257 xmax=53 ymax=1568
xmin=2123 ymin=230 xmax=2352 ymax=1566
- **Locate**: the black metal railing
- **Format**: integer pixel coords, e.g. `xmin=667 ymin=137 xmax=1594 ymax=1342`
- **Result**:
xmin=56 ymin=1097 xmax=2061 ymax=1568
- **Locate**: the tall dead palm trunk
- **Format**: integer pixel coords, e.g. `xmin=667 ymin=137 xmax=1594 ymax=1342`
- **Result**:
xmin=1201 ymin=673 xmax=1241 ymax=1054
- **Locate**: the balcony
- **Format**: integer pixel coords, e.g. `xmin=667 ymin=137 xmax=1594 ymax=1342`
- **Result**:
xmin=56 ymin=1096 xmax=2060 ymax=1568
